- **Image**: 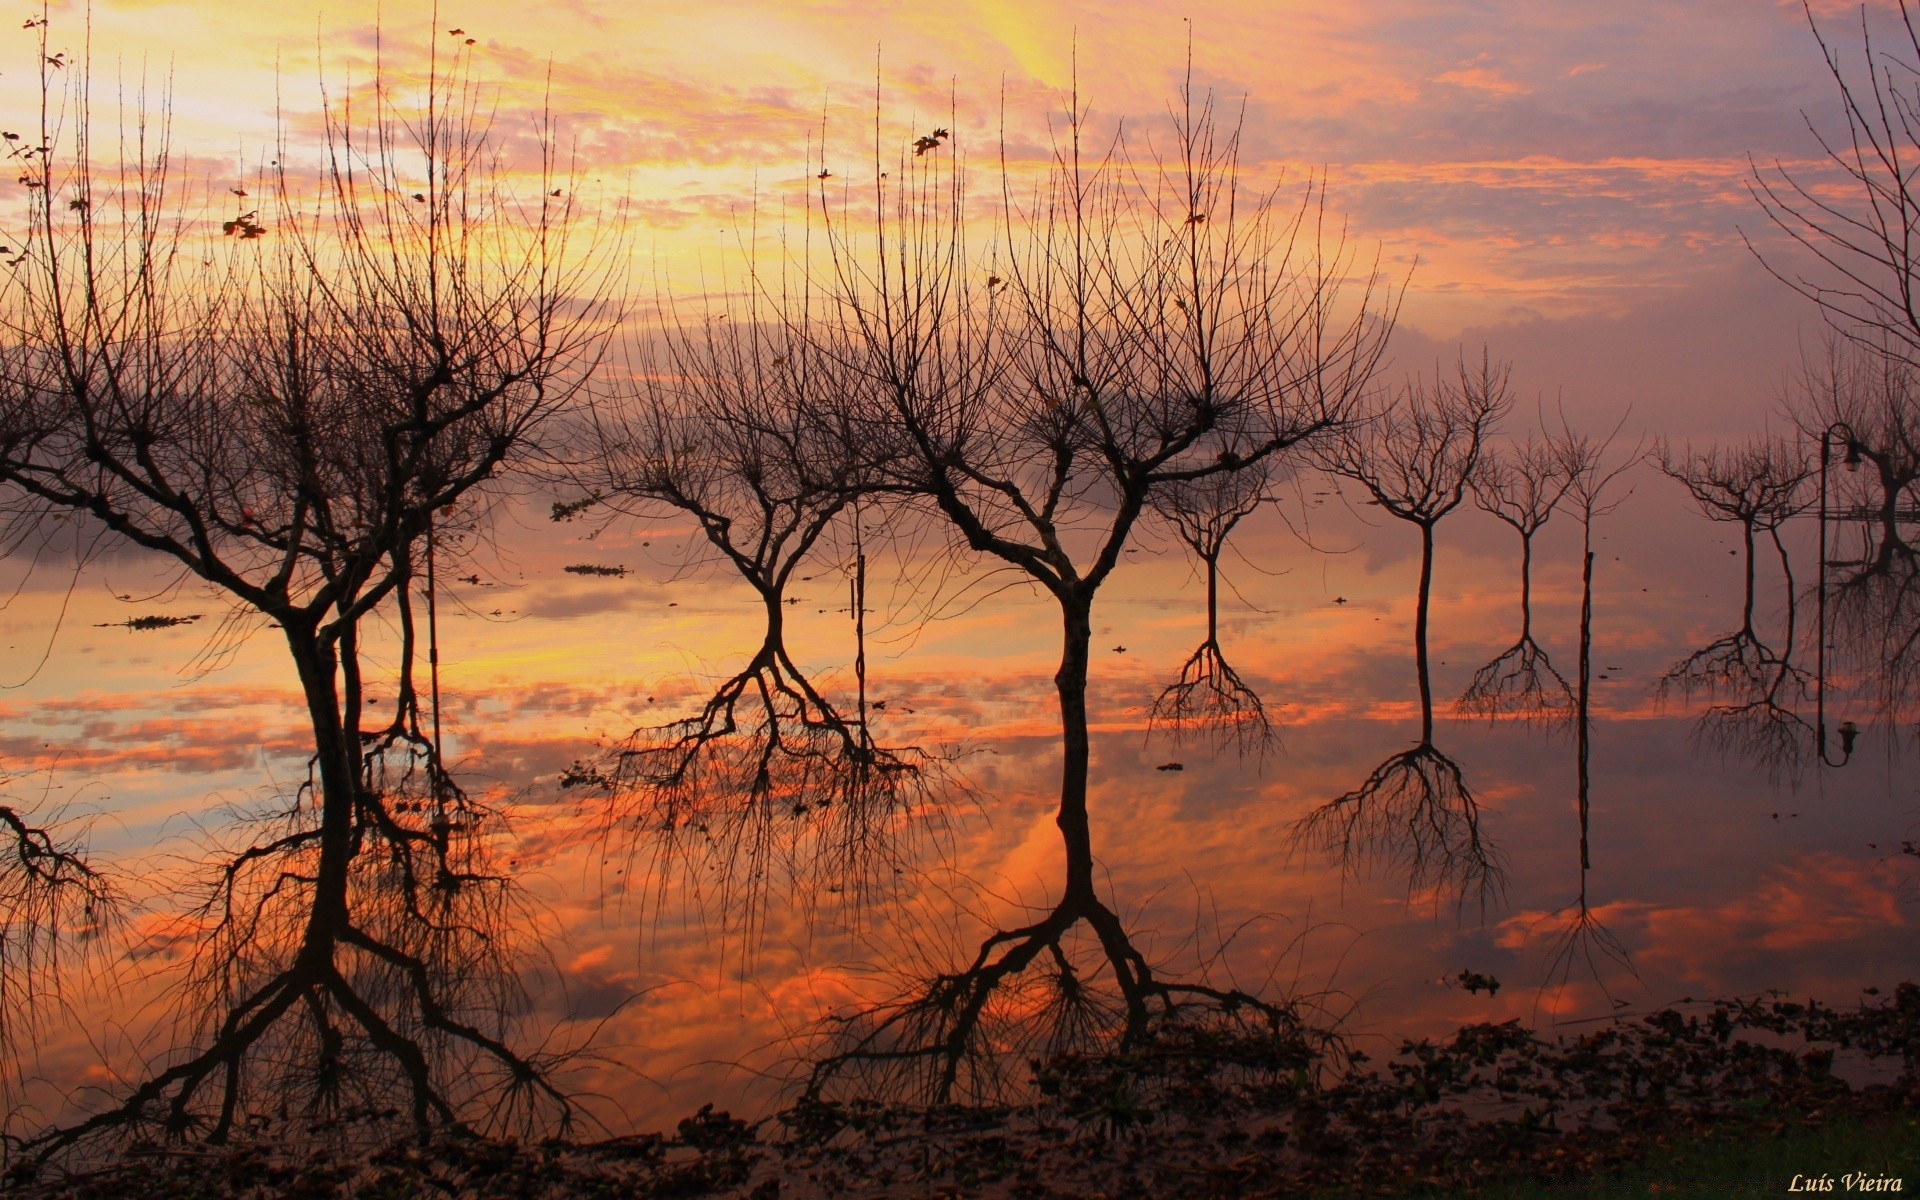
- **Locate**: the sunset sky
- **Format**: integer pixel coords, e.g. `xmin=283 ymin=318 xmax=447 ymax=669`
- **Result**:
xmin=0 ymin=0 xmax=1873 ymax=429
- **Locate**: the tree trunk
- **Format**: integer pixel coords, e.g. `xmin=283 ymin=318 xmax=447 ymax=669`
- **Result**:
xmin=285 ymin=626 xmax=355 ymax=962
xmin=1741 ymin=521 xmax=1757 ymax=635
xmin=1416 ymin=521 xmax=1435 ymax=744
xmin=1204 ymin=550 xmax=1220 ymax=647
xmin=1518 ymin=534 xmax=1534 ymax=641
xmin=1577 ymin=548 xmax=1594 ymax=872
xmin=1055 ymin=594 xmax=1096 ymax=905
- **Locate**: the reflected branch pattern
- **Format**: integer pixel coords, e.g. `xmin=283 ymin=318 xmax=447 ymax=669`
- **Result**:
xmin=0 ymin=800 xmax=110 ymax=1089
xmin=1299 ymin=745 xmax=1501 ymax=905
xmin=567 ymin=314 xmax=954 ymax=936
xmin=1297 ymin=355 xmax=1511 ymax=908
xmin=1785 ymin=340 xmax=1920 ymax=751
xmin=1654 ymin=437 xmax=1815 ymax=781
xmin=1146 ymin=464 xmax=1277 ymax=756
xmin=0 ymin=40 xmax=611 ymax=1161
xmin=804 ymin=896 xmax=1333 ymax=1108
xmin=1457 ymin=438 xmax=1573 ymax=726
xmin=793 ymin=83 xmax=1388 ymax=1105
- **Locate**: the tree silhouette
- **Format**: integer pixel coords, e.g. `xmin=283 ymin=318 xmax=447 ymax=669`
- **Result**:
xmin=1785 ymin=341 xmax=1920 ymax=752
xmin=0 ymin=793 xmax=109 ymax=1094
xmin=1529 ymin=418 xmax=1640 ymax=1007
xmin=1296 ymin=355 xmax=1511 ymax=908
xmin=1749 ymin=2 xmax=1920 ymax=374
xmin=561 ymin=301 xmax=954 ymax=940
xmin=1145 ymin=460 xmax=1279 ymax=755
xmin=1456 ymin=437 xmax=1574 ymax=726
xmin=1653 ymin=436 xmax=1815 ymax=779
xmin=0 ymin=41 xmax=608 ymax=1158
xmin=793 ymin=84 xmax=1388 ymax=1103
xmin=1749 ymin=0 xmax=1920 ymax=750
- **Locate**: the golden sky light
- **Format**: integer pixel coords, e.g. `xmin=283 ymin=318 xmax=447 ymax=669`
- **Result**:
xmin=0 ymin=0 xmax=1862 ymax=345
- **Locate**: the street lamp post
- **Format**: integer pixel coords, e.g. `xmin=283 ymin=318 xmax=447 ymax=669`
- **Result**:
xmin=1816 ymin=421 xmax=1863 ymax=767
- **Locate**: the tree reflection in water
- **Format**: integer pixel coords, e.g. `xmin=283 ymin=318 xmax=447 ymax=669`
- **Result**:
xmin=559 ymin=310 xmax=957 ymax=942
xmin=1457 ymin=437 xmax=1575 ymax=727
xmin=1145 ymin=461 xmax=1280 ymax=757
xmin=1296 ymin=357 xmax=1510 ymax=908
xmin=1653 ymin=436 xmax=1814 ymax=784
xmin=1790 ymin=343 xmax=1920 ymax=753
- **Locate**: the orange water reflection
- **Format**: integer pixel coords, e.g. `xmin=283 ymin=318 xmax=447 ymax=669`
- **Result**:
xmin=2 ymin=476 xmax=1911 ymax=1134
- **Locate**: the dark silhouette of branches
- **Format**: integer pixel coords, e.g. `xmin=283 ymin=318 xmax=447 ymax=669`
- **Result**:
xmin=1296 ymin=355 xmax=1511 ymax=908
xmin=796 ymin=78 xmax=1392 ymax=1104
xmin=1652 ymin=436 xmax=1816 ymax=779
xmin=1553 ymin=419 xmax=1635 ymax=870
xmin=1747 ymin=2 xmax=1920 ymax=369
xmin=1457 ymin=437 xmax=1574 ymax=726
xmin=0 ymin=795 xmax=110 ymax=1091
xmin=1783 ymin=340 xmax=1920 ymax=750
xmin=1145 ymin=461 xmax=1278 ymax=756
xmin=564 ymin=303 xmax=955 ymax=940
xmin=1529 ymin=417 xmax=1642 ymax=1008
xmin=1535 ymin=874 xmax=1639 ymax=1020
xmin=1791 ymin=342 xmax=1920 ymax=577
xmin=0 ymin=33 xmax=610 ymax=1160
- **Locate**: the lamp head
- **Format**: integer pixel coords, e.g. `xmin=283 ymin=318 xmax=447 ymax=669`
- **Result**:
xmin=1839 ymin=720 xmax=1859 ymax=756
xmin=1844 ymin=439 xmax=1864 ymax=471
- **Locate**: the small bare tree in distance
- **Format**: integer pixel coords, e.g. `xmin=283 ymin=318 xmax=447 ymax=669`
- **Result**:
xmin=1653 ymin=435 xmax=1814 ymax=781
xmin=1457 ymin=436 xmax=1574 ymax=726
xmin=1531 ymin=415 xmax=1638 ymax=1004
xmin=1145 ymin=458 xmax=1280 ymax=756
xmin=1295 ymin=354 xmax=1511 ymax=908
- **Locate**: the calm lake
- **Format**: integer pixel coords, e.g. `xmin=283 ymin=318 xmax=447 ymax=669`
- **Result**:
xmin=4 ymin=452 xmax=1909 ymax=1133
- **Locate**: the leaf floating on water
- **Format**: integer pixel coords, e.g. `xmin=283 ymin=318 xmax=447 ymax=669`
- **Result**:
xmin=563 ymin=563 xmax=628 ymax=578
xmin=97 ymin=613 xmax=203 ymax=631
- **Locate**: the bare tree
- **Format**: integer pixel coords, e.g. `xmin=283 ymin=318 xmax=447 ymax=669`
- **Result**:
xmin=0 ymin=38 xmax=609 ymax=1158
xmin=1794 ymin=343 xmax=1920 ymax=576
xmin=1295 ymin=355 xmax=1511 ymax=908
xmin=1653 ymin=436 xmax=1815 ymax=780
xmin=1457 ymin=437 xmax=1574 ymax=726
xmin=1532 ymin=417 xmax=1639 ymax=1000
xmin=1748 ymin=2 xmax=1920 ymax=370
xmin=560 ymin=300 xmax=954 ymax=942
xmin=1781 ymin=341 xmax=1920 ymax=757
xmin=1145 ymin=460 xmax=1279 ymax=755
xmin=1748 ymin=0 xmax=1920 ymax=751
xmin=793 ymin=83 xmax=1389 ymax=1103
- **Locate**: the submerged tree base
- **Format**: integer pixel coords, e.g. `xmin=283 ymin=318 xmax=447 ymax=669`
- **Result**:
xmin=13 ymin=983 xmax=1920 ymax=1198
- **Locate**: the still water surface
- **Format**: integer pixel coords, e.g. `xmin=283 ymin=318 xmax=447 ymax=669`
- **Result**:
xmin=2 ymin=464 xmax=1909 ymax=1131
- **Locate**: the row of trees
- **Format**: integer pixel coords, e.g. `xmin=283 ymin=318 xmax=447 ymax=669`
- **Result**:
xmin=0 ymin=0 xmax=1915 ymax=1166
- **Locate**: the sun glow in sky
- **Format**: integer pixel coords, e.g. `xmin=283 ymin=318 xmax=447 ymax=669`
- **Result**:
xmin=0 ymin=1 xmax=1857 ymax=352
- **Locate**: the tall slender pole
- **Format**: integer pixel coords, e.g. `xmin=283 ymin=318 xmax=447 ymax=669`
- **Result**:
xmin=1816 ymin=432 xmax=1830 ymax=763
xmin=1815 ymin=421 xmax=1860 ymax=768
xmin=1578 ymin=548 xmax=1593 ymax=872
xmin=426 ymin=509 xmax=446 ymax=808
xmin=853 ymin=503 xmax=868 ymax=746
